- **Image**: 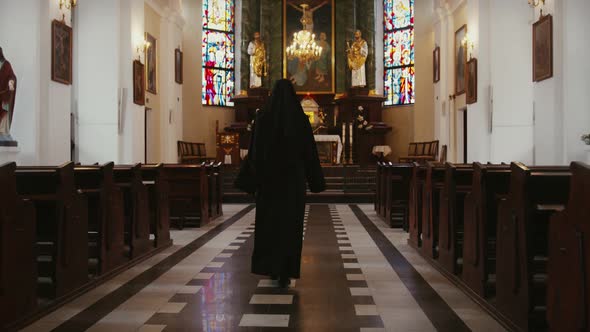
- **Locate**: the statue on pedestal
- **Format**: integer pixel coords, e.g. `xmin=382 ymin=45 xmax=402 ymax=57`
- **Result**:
xmin=347 ymin=30 xmax=368 ymax=88
xmin=247 ymin=32 xmax=267 ymax=88
xmin=0 ymin=46 xmax=17 ymax=146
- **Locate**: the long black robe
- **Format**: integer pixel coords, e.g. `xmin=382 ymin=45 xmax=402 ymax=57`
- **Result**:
xmin=237 ymin=79 xmax=325 ymax=279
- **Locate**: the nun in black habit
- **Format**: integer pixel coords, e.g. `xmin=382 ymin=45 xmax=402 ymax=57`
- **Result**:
xmin=235 ymin=79 xmax=325 ymax=288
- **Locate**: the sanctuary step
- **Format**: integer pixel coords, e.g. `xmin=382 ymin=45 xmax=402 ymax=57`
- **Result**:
xmin=223 ymin=165 xmax=376 ymax=203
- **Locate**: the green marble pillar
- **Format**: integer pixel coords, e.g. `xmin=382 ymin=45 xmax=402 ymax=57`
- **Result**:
xmin=356 ymin=0 xmax=376 ymax=91
xmin=240 ymin=0 xmax=260 ymax=91
xmin=260 ymin=0 xmax=282 ymax=88
xmin=335 ymin=0 xmax=355 ymax=93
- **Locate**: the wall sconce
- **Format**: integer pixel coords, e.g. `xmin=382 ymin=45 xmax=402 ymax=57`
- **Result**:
xmin=136 ymin=39 xmax=151 ymax=62
xmin=59 ymin=0 xmax=77 ymax=10
xmin=527 ymin=0 xmax=545 ymax=8
xmin=462 ymin=34 xmax=475 ymax=60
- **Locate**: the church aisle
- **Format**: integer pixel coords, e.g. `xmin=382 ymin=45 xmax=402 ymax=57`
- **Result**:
xmin=21 ymin=204 xmax=506 ymax=332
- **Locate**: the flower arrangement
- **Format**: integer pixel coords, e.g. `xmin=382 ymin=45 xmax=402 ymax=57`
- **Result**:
xmin=355 ymin=106 xmax=373 ymax=131
xmin=582 ymin=133 xmax=590 ymax=145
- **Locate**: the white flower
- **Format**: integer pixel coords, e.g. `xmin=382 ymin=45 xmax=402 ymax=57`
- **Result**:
xmin=357 ymin=106 xmax=364 ymax=111
xmin=363 ymin=121 xmax=368 ymax=126
xmin=357 ymin=124 xmax=363 ymax=129
xmin=366 ymin=125 xmax=373 ymax=130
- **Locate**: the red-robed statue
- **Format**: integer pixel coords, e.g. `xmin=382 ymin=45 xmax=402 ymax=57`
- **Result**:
xmin=0 ymin=46 xmax=17 ymax=144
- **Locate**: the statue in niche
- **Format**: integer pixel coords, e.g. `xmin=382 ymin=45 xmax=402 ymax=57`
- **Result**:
xmin=347 ymin=30 xmax=368 ymax=87
xmin=247 ymin=32 xmax=267 ymax=88
xmin=0 ymin=46 xmax=17 ymax=145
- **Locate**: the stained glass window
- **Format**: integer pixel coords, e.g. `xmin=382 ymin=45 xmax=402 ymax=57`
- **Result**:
xmin=384 ymin=0 xmax=415 ymax=106
xmin=202 ymin=0 xmax=235 ymax=106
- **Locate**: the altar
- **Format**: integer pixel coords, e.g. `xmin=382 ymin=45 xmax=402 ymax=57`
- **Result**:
xmin=314 ymin=135 xmax=343 ymax=165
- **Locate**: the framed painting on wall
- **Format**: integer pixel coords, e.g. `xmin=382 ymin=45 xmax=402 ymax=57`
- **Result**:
xmin=175 ymin=48 xmax=183 ymax=84
xmin=466 ymin=58 xmax=477 ymax=104
xmin=533 ymin=14 xmax=553 ymax=82
xmin=455 ymin=25 xmax=467 ymax=95
xmin=145 ymin=32 xmax=158 ymax=94
xmin=133 ymin=60 xmax=145 ymax=106
xmin=283 ymin=0 xmax=335 ymax=94
xmin=51 ymin=20 xmax=73 ymax=85
xmin=433 ymin=46 xmax=440 ymax=83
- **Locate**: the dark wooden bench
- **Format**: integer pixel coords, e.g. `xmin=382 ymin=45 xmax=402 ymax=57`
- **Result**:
xmin=0 ymin=162 xmax=37 ymax=329
xmin=74 ymin=163 xmax=127 ymax=276
xmin=421 ymin=162 xmax=445 ymax=259
xmin=461 ymin=162 xmax=511 ymax=299
xmin=399 ymin=140 xmax=439 ymax=163
xmin=113 ymin=165 xmax=153 ymax=260
xmin=141 ymin=164 xmax=172 ymax=248
xmin=164 ymin=164 xmax=210 ymax=229
xmin=438 ymin=163 xmax=474 ymax=276
xmin=408 ymin=163 xmax=427 ymax=248
xmin=385 ymin=163 xmax=413 ymax=229
xmin=547 ymin=162 xmax=590 ymax=332
xmin=375 ymin=162 xmax=385 ymax=216
xmin=495 ymin=162 xmax=570 ymax=332
xmin=205 ymin=162 xmax=223 ymax=220
xmin=177 ymin=141 xmax=216 ymax=164
xmin=15 ymin=163 xmax=89 ymax=300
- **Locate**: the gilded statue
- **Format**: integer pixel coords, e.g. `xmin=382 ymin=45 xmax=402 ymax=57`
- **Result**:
xmin=247 ymin=32 xmax=267 ymax=88
xmin=346 ymin=30 xmax=368 ymax=87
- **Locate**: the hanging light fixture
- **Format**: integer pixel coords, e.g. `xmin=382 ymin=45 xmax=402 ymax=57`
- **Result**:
xmin=527 ymin=0 xmax=545 ymax=8
xmin=59 ymin=0 xmax=77 ymax=10
xmin=286 ymin=4 xmax=322 ymax=63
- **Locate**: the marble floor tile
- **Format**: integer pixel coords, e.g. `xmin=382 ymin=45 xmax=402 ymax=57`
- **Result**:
xmin=249 ymin=294 xmax=294 ymax=304
xmin=176 ymin=286 xmax=202 ymax=295
xmin=239 ymin=314 xmax=290 ymax=327
xmin=347 ymin=273 xmax=366 ymax=281
xmin=350 ymin=287 xmax=372 ymax=296
xmin=157 ymin=302 xmax=186 ymax=314
xmin=257 ymin=279 xmax=297 ymax=288
xmin=193 ymin=272 xmax=214 ymax=280
xmin=137 ymin=324 xmax=167 ymax=332
xmin=206 ymin=262 xmax=224 ymax=268
xmin=355 ymin=305 xmax=379 ymax=316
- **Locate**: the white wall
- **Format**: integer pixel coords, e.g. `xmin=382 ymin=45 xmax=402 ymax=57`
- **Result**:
xmin=0 ymin=0 xmax=71 ymax=165
xmin=488 ymin=0 xmax=533 ymax=164
xmin=432 ymin=0 xmax=587 ymax=165
xmin=562 ymin=0 xmax=590 ymax=163
xmin=0 ymin=0 xmax=41 ymax=165
xmin=532 ymin=0 xmax=563 ymax=164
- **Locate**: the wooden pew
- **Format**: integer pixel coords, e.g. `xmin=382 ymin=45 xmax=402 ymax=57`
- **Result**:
xmin=421 ymin=162 xmax=445 ymax=259
xmin=495 ymin=162 xmax=570 ymax=332
xmin=438 ymin=163 xmax=474 ymax=276
xmin=113 ymin=165 xmax=153 ymax=260
xmin=213 ymin=162 xmax=224 ymax=218
xmin=206 ymin=162 xmax=223 ymax=220
xmin=164 ymin=164 xmax=209 ymax=229
xmin=74 ymin=163 xmax=127 ymax=276
xmin=408 ymin=163 xmax=426 ymax=248
xmin=385 ymin=163 xmax=413 ymax=229
xmin=461 ymin=163 xmax=511 ymax=299
xmin=15 ymin=163 xmax=89 ymax=300
xmin=0 ymin=162 xmax=37 ymax=329
xmin=141 ymin=164 xmax=172 ymax=248
xmin=547 ymin=162 xmax=590 ymax=332
xmin=375 ymin=162 xmax=386 ymax=217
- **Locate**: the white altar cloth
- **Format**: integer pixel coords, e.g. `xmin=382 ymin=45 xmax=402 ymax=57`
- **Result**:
xmin=314 ymin=135 xmax=343 ymax=164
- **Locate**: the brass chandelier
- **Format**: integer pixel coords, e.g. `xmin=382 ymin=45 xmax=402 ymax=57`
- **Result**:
xmin=286 ymin=4 xmax=322 ymax=63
